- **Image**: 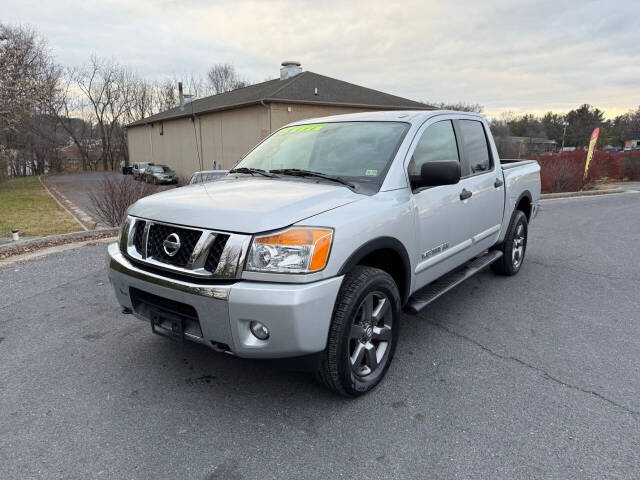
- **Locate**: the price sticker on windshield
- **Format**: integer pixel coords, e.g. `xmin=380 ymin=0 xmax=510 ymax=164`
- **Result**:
xmin=276 ymin=124 xmax=326 ymax=135
xmin=365 ymin=169 xmax=378 ymax=176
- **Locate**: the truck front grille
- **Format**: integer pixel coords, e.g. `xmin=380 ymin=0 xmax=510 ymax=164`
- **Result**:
xmin=123 ymin=217 xmax=249 ymax=279
xmin=204 ymin=234 xmax=229 ymax=273
xmin=133 ymin=221 xmax=145 ymax=255
xmin=146 ymin=223 xmax=201 ymax=267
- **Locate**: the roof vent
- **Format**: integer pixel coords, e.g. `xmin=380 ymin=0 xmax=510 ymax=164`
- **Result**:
xmin=280 ymin=61 xmax=302 ymax=80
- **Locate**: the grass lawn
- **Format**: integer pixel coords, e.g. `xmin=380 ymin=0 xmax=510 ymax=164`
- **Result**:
xmin=0 ymin=176 xmax=82 ymax=237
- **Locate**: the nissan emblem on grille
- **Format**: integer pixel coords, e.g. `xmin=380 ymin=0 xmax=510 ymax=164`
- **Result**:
xmin=162 ymin=233 xmax=181 ymax=257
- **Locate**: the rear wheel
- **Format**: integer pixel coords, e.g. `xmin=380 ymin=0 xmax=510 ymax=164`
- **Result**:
xmin=491 ymin=210 xmax=528 ymax=276
xmin=316 ymin=266 xmax=400 ymax=397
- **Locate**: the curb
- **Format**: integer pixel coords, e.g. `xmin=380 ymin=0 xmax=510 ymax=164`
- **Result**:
xmin=541 ymin=189 xmax=627 ymax=200
xmin=0 ymin=228 xmax=118 ymax=255
xmin=0 ymin=237 xmax=116 ymax=270
xmin=39 ymin=176 xmax=89 ymax=231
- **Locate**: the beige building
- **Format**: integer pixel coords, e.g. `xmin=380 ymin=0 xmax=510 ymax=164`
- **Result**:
xmin=127 ymin=62 xmax=432 ymax=179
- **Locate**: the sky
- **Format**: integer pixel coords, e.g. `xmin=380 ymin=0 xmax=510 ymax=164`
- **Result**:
xmin=2 ymin=0 xmax=639 ymax=118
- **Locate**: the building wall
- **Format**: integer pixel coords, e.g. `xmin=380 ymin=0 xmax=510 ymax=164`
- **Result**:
xmin=199 ymin=104 xmax=270 ymax=171
xmin=269 ymin=102 xmax=374 ymax=131
xmin=127 ymin=102 xmax=380 ymax=180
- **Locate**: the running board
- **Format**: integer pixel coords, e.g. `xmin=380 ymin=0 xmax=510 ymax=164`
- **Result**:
xmin=405 ymin=250 xmax=503 ymax=314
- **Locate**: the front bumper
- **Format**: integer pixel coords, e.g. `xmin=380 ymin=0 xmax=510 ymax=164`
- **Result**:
xmin=106 ymin=243 xmax=343 ymax=358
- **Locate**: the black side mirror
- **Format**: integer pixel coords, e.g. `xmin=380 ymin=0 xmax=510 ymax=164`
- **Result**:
xmin=411 ymin=160 xmax=461 ymax=189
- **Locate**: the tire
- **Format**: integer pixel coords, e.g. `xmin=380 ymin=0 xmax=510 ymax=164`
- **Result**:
xmin=315 ymin=266 xmax=400 ymax=397
xmin=491 ymin=210 xmax=528 ymax=276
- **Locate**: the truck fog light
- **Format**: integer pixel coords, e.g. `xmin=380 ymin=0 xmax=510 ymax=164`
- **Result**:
xmin=249 ymin=321 xmax=270 ymax=340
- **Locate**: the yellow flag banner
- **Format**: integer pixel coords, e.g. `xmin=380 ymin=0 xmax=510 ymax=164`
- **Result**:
xmin=583 ymin=127 xmax=600 ymax=179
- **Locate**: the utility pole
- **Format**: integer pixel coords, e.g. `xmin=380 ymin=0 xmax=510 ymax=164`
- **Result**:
xmin=561 ymin=121 xmax=569 ymax=151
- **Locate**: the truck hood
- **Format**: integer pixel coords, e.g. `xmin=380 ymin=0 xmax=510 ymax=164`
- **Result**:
xmin=128 ymin=177 xmax=363 ymax=233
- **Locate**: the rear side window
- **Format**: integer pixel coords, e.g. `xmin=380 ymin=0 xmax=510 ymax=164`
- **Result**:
xmin=458 ymin=120 xmax=491 ymax=175
xmin=408 ymin=120 xmax=459 ymax=177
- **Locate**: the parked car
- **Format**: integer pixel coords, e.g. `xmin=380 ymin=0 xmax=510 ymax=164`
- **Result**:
xmin=143 ymin=165 xmax=178 ymax=184
xmin=132 ymin=162 xmax=153 ymax=180
xmin=107 ymin=111 xmax=541 ymax=396
xmin=121 ymin=161 xmax=133 ymax=175
xmin=188 ymin=170 xmax=229 ymax=185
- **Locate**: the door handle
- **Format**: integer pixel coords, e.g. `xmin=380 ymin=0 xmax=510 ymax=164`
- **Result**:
xmin=460 ymin=188 xmax=472 ymax=201
xmin=494 ymin=177 xmax=504 ymax=188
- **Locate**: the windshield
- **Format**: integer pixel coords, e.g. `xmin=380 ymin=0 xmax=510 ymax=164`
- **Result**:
xmin=151 ymin=166 xmax=170 ymax=173
xmin=235 ymin=121 xmax=409 ymax=184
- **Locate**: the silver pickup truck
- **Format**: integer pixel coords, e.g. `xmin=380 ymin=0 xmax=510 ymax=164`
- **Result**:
xmin=107 ymin=110 xmax=540 ymax=396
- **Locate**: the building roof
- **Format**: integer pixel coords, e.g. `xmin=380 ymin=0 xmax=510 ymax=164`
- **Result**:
xmin=127 ymin=71 xmax=433 ymax=127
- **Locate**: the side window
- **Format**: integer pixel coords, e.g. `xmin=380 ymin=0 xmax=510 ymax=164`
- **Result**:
xmin=459 ymin=120 xmax=491 ymax=175
xmin=408 ymin=120 xmax=459 ymax=178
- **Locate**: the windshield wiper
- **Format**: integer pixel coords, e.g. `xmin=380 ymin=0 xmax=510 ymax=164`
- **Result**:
xmin=270 ymin=169 xmax=356 ymax=189
xmin=229 ymin=167 xmax=278 ymax=178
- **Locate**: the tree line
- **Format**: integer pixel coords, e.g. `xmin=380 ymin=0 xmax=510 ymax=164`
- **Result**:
xmin=0 ymin=23 xmax=247 ymax=179
xmin=489 ymin=105 xmax=640 ymax=149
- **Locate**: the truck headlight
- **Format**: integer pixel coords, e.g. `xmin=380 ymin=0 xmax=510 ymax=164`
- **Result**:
xmin=246 ymin=227 xmax=333 ymax=273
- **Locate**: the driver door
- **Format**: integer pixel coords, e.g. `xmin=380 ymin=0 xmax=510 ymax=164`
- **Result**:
xmin=407 ymin=118 xmax=477 ymax=290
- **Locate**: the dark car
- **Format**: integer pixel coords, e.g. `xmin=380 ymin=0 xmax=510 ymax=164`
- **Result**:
xmin=143 ymin=165 xmax=178 ymax=184
xmin=188 ymin=170 xmax=229 ymax=185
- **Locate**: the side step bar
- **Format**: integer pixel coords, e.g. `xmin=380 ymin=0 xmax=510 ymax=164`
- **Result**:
xmin=405 ymin=250 xmax=503 ymax=314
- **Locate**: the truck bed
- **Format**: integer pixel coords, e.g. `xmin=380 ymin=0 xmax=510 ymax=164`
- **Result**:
xmin=501 ymin=159 xmax=538 ymax=170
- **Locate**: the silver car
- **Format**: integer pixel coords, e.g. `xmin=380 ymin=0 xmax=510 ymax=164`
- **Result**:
xmin=143 ymin=165 xmax=177 ymax=185
xmin=188 ymin=170 xmax=229 ymax=185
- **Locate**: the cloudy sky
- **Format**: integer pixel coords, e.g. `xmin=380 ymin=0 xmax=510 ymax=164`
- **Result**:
xmin=3 ymin=0 xmax=638 ymax=118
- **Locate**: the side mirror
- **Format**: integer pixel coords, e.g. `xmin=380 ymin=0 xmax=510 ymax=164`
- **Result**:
xmin=411 ymin=160 xmax=461 ymax=189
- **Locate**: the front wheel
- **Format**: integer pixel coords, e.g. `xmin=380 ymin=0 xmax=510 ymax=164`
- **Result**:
xmin=491 ymin=210 xmax=528 ymax=276
xmin=316 ymin=266 xmax=400 ymax=397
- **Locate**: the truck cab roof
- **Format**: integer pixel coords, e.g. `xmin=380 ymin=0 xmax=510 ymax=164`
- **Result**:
xmin=281 ymin=110 xmax=485 ymax=129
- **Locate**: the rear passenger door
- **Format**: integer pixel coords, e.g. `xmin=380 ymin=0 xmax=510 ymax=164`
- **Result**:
xmin=454 ymin=119 xmax=504 ymax=257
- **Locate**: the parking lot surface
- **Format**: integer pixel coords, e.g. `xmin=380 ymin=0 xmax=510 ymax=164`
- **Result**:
xmin=1 ymin=193 xmax=639 ymax=479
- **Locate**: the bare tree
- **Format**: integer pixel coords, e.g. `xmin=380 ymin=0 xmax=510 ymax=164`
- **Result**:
xmin=0 ymin=23 xmax=64 ymax=176
xmin=206 ymin=63 xmax=247 ymax=95
xmin=155 ymin=78 xmax=178 ymax=111
xmin=426 ymin=101 xmax=484 ymax=113
xmin=47 ymin=68 xmax=99 ymax=170
xmin=74 ymin=55 xmax=136 ymax=170
xmin=0 ymin=24 xmax=56 ymax=134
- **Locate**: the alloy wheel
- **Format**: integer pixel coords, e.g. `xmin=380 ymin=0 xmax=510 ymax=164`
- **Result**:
xmin=512 ymin=223 xmax=525 ymax=269
xmin=348 ymin=291 xmax=393 ymax=377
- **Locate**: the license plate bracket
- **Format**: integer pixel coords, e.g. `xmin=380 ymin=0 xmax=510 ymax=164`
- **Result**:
xmin=150 ymin=308 xmax=186 ymax=344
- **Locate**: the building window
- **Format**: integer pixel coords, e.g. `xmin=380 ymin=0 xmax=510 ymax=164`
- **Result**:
xmin=160 ymin=122 xmax=164 ymax=136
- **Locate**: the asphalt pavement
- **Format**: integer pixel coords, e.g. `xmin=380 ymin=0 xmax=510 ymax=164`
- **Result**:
xmin=44 ymin=172 xmax=122 ymax=218
xmin=1 ymin=192 xmax=639 ymax=479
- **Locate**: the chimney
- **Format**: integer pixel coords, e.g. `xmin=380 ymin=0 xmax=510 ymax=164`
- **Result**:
xmin=280 ymin=61 xmax=302 ymax=80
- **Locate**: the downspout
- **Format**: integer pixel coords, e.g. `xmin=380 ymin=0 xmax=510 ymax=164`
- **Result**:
xmin=261 ymin=100 xmax=271 ymax=133
xmin=148 ymin=124 xmax=154 ymax=163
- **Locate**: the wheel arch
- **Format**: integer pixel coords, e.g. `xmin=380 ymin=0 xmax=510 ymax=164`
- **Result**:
xmin=515 ymin=190 xmax=533 ymax=220
xmin=338 ymin=237 xmax=411 ymax=305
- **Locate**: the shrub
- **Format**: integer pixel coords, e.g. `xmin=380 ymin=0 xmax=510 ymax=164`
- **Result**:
xmin=532 ymin=151 xmax=640 ymax=193
xmin=89 ymin=175 xmax=157 ymax=226
xmin=621 ymin=155 xmax=640 ymax=180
